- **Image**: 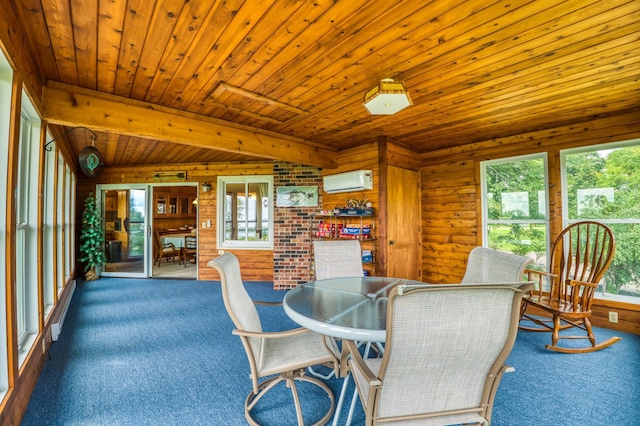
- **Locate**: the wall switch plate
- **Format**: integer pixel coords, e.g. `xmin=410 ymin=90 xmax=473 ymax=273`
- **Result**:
xmin=202 ymin=222 xmax=206 ymax=228
xmin=608 ymin=311 xmax=619 ymax=323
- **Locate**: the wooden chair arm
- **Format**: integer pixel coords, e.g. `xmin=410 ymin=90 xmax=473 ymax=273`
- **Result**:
xmin=568 ymin=279 xmax=599 ymax=289
xmin=525 ymin=268 xmax=558 ymax=295
xmin=232 ymin=327 xmax=311 ymax=339
xmin=345 ymin=340 xmax=381 ymax=386
xmin=524 ymin=268 xmax=557 ymax=279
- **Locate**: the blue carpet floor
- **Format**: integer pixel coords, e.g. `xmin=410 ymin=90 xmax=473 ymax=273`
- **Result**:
xmin=22 ymin=278 xmax=640 ymax=425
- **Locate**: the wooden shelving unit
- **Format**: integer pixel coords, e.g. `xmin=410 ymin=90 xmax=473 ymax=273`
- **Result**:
xmin=311 ymin=211 xmax=376 ymax=276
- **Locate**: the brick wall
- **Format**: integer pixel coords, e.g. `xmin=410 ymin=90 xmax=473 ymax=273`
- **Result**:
xmin=273 ymin=162 xmax=322 ymax=289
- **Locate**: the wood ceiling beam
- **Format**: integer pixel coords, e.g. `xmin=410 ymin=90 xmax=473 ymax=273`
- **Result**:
xmin=42 ymin=82 xmax=337 ymax=168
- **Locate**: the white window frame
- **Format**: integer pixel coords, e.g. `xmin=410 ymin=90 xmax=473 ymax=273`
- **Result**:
xmin=56 ymin=153 xmax=65 ymax=295
xmin=17 ymin=91 xmax=42 ymax=366
xmin=16 ymin=114 xmax=29 ymax=345
xmin=561 ymin=138 xmax=640 ymax=305
xmin=480 ymin=153 xmax=550 ymax=261
xmin=0 ymin=50 xmax=13 ymax=398
xmin=217 ymin=175 xmax=273 ymax=250
xmin=64 ymin=164 xmax=73 ymax=281
xmin=43 ymin=132 xmax=56 ymax=318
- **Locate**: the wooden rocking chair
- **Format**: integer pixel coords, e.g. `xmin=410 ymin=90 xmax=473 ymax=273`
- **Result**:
xmin=519 ymin=221 xmax=621 ymax=353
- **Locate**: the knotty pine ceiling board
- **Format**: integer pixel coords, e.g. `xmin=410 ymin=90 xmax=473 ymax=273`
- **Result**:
xmin=12 ymin=0 xmax=640 ymax=167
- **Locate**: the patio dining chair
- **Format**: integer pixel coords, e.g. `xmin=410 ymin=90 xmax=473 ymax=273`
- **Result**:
xmin=346 ymin=281 xmax=534 ymax=425
xmin=312 ymin=239 xmax=364 ymax=280
xmin=208 ymin=253 xmax=340 ymax=426
xmin=311 ymin=239 xmax=369 ymax=379
xmin=462 ymin=246 xmax=532 ymax=284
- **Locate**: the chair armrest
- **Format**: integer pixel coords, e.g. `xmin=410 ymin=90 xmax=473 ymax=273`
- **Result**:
xmin=253 ymin=300 xmax=283 ymax=307
xmin=525 ymin=268 xmax=557 ymax=295
xmin=345 ymin=340 xmax=381 ymax=386
xmin=568 ymin=279 xmax=598 ymax=289
xmin=233 ymin=327 xmax=311 ymax=339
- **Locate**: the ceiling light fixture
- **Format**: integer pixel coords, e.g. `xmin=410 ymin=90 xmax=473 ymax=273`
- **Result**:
xmin=363 ymin=78 xmax=412 ymax=115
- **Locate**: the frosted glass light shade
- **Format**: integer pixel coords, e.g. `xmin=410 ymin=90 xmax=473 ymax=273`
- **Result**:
xmin=363 ymin=79 xmax=412 ymax=115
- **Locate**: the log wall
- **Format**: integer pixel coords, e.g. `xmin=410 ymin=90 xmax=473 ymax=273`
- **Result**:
xmin=419 ymin=110 xmax=640 ymax=334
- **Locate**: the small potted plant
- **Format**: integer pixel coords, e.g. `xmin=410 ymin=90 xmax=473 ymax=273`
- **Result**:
xmin=79 ymin=192 xmax=108 ymax=281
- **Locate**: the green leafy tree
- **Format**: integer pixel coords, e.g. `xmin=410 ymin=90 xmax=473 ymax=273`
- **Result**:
xmin=79 ymin=192 xmax=107 ymax=281
xmin=487 ymin=148 xmax=640 ymax=298
xmin=485 ymin=159 xmax=547 ymax=257
xmin=593 ymin=148 xmax=640 ymax=295
xmin=565 ymin=151 xmax=605 ymax=218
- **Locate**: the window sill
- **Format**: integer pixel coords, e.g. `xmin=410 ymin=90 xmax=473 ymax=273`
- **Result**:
xmin=219 ymin=243 xmax=273 ymax=250
xmin=18 ymin=332 xmax=38 ymax=368
xmin=594 ymin=294 xmax=640 ymax=311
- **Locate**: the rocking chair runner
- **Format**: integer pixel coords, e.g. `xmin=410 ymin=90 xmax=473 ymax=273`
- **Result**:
xmin=519 ymin=221 xmax=621 ymax=353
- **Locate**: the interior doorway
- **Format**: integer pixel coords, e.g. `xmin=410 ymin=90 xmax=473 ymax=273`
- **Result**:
xmin=151 ymin=184 xmax=198 ymax=279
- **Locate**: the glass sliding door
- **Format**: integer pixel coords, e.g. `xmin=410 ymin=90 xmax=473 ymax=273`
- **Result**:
xmin=97 ymin=184 xmax=149 ymax=278
xmin=127 ymin=189 xmax=146 ymax=260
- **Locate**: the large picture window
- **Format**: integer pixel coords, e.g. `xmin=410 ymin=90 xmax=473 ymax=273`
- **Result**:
xmin=17 ymin=91 xmax=42 ymax=365
xmin=481 ymin=154 xmax=549 ymax=269
xmin=0 ymin=50 xmax=12 ymax=397
xmin=562 ymin=140 xmax=640 ymax=302
xmin=217 ymin=176 xmax=273 ymax=249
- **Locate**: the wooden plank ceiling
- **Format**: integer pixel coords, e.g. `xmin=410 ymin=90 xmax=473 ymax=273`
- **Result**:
xmin=13 ymin=0 xmax=640 ymax=167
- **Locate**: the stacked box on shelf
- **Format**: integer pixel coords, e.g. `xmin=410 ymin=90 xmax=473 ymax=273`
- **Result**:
xmin=340 ymin=224 xmax=371 ymax=239
xmin=314 ymin=222 xmax=331 ymax=237
xmin=315 ymin=222 xmax=343 ymax=238
xmin=336 ymin=207 xmax=374 ymax=216
xmin=362 ymin=250 xmax=373 ymax=263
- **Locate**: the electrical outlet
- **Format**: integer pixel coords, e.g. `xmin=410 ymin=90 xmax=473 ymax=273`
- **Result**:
xmin=218 ymin=249 xmax=225 ymax=255
xmin=608 ymin=311 xmax=619 ymax=323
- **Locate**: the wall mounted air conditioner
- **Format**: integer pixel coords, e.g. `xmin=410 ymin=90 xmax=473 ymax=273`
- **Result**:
xmin=323 ymin=170 xmax=373 ymax=194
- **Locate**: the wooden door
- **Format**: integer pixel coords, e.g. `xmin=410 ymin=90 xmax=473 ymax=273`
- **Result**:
xmin=386 ymin=166 xmax=421 ymax=280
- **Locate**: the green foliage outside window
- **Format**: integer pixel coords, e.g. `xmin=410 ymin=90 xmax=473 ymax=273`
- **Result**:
xmin=565 ymin=147 xmax=640 ymax=297
xmin=485 ymin=158 xmax=547 ymax=266
xmin=486 ymin=146 xmax=640 ymax=298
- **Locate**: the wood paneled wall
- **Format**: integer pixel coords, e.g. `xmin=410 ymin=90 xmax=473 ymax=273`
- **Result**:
xmin=0 ymin=2 xmax=44 ymax=113
xmin=322 ymin=141 xmax=380 ymax=212
xmin=419 ymin=113 xmax=640 ymax=334
xmin=320 ymin=141 xmax=381 ymax=273
xmin=421 ymin=159 xmax=478 ymax=284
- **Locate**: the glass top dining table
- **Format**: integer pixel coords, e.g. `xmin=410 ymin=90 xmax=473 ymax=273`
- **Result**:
xmin=283 ymin=276 xmax=425 ymax=342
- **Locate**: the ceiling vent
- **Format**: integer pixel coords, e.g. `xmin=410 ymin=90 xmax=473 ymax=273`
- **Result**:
xmin=323 ymin=170 xmax=373 ymax=194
